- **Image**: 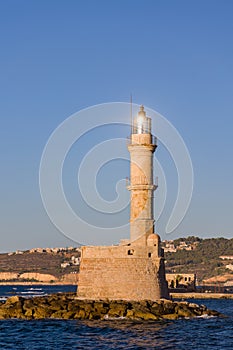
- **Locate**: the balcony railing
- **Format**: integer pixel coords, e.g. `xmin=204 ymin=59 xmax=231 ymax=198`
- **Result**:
xmin=126 ymin=135 xmax=157 ymax=146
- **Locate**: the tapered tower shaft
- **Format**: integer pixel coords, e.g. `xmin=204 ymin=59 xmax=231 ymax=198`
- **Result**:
xmin=127 ymin=106 xmax=157 ymax=242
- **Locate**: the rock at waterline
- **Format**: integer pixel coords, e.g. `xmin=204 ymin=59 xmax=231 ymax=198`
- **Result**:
xmin=0 ymin=293 xmax=224 ymax=320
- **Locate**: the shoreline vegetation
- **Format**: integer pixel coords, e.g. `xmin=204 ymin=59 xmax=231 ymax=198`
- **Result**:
xmin=0 ymin=293 xmax=224 ymax=320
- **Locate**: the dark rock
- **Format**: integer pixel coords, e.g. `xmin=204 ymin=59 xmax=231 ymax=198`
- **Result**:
xmin=133 ymin=309 xmax=159 ymax=320
xmin=74 ymin=309 xmax=87 ymax=319
xmin=33 ymin=305 xmax=54 ymax=319
xmin=150 ymin=302 xmax=165 ymax=316
xmin=108 ymin=302 xmax=127 ymax=318
xmin=162 ymin=313 xmax=179 ymax=320
xmin=162 ymin=300 xmax=177 ymax=315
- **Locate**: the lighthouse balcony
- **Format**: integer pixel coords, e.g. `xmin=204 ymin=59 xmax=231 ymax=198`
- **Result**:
xmin=126 ymin=176 xmax=158 ymax=190
xmin=127 ymin=135 xmax=157 ymax=147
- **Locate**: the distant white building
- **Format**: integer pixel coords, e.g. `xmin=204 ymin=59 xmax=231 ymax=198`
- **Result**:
xmin=163 ymin=245 xmax=177 ymax=253
xmin=29 ymin=248 xmax=37 ymax=253
xmin=61 ymin=262 xmax=70 ymax=268
xmin=71 ymin=256 xmax=80 ymax=265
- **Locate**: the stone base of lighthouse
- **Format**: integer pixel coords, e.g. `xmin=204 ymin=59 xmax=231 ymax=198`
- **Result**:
xmin=77 ymin=233 xmax=169 ymax=300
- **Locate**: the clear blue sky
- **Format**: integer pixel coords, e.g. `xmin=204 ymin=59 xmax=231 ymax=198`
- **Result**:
xmin=0 ymin=0 xmax=233 ymax=252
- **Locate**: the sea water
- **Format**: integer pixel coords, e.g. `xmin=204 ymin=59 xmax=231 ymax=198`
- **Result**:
xmin=0 ymin=284 xmax=77 ymax=301
xmin=0 ymin=286 xmax=232 ymax=349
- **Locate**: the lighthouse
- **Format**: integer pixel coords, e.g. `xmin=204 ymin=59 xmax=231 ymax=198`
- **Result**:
xmin=128 ymin=105 xmax=157 ymax=243
xmin=77 ymin=104 xmax=169 ymax=300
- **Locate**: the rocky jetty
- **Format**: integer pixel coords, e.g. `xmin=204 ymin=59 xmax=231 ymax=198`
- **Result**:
xmin=0 ymin=293 xmax=222 ymax=320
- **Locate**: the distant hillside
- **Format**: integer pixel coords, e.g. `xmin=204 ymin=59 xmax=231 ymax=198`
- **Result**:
xmin=0 ymin=249 xmax=81 ymax=281
xmin=1 ymin=238 xmax=233 ymax=284
xmin=164 ymin=237 xmax=233 ymax=282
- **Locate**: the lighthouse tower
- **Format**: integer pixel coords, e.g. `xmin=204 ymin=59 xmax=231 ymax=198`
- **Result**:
xmin=77 ymin=105 xmax=169 ymax=300
xmin=128 ymin=105 xmax=157 ymax=243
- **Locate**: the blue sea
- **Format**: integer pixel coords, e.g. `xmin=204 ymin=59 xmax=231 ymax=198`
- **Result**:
xmin=0 ymin=285 xmax=232 ymax=349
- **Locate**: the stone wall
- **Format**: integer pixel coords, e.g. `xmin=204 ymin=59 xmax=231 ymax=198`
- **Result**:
xmin=166 ymin=273 xmax=196 ymax=291
xmin=77 ymin=237 xmax=169 ymax=301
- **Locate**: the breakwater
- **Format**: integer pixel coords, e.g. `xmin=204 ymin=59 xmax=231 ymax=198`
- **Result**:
xmin=171 ymin=292 xmax=233 ymax=299
xmin=0 ymin=293 xmax=222 ymax=320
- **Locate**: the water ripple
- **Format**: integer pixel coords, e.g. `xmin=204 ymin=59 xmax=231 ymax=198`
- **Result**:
xmin=0 ymin=288 xmax=232 ymax=350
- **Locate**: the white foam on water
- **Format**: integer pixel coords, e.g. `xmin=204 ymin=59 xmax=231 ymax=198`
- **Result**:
xmin=196 ymin=314 xmax=217 ymax=319
xmin=27 ymin=288 xmax=42 ymax=291
xmin=104 ymin=314 xmax=126 ymax=320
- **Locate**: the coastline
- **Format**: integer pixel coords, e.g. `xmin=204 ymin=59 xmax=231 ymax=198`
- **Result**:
xmin=0 ymin=284 xmax=233 ymax=299
xmin=171 ymin=292 xmax=233 ymax=299
xmin=0 ymin=282 xmax=77 ymax=286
